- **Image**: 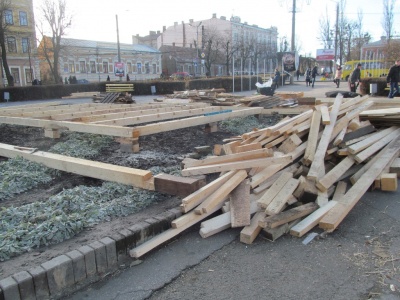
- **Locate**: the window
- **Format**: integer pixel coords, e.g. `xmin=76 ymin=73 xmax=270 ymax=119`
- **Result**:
xmin=69 ymin=61 xmax=75 ymax=73
xmin=152 ymin=64 xmax=157 ymax=74
xmin=145 ymin=63 xmax=150 ymax=74
xmin=137 ymin=63 xmax=142 ymax=74
xmin=127 ymin=62 xmax=132 ymax=73
xmin=79 ymin=61 xmax=86 ymax=73
xmin=63 ymin=63 xmax=68 ymax=73
xmin=11 ymin=68 xmax=20 ymax=84
xmin=7 ymin=37 xmax=17 ymax=52
xmin=103 ymin=62 xmax=108 ymax=73
xmin=132 ymin=63 xmax=137 ymax=73
xmin=97 ymin=63 xmax=102 ymax=73
xmin=21 ymin=38 xmax=29 ymax=53
xmin=4 ymin=10 xmax=13 ymax=25
xmin=90 ymin=61 xmax=96 ymax=73
xmin=25 ymin=68 xmax=32 ymax=83
xmin=19 ymin=11 xmax=27 ymax=26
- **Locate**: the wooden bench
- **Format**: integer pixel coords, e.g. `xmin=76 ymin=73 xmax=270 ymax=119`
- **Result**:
xmin=106 ymin=83 xmax=134 ymax=93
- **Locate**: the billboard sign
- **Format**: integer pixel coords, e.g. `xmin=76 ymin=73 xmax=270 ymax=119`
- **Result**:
xmin=282 ymin=52 xmax=296 ymax=72
xmin=114 ymin=62 xmax=125 ymax=77
xmin=316 ymin=49 xmax=335 ymax=60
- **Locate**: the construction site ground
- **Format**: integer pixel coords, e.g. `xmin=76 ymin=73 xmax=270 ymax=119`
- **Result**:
xmin=1 ymin=80 xmax=399 ymax=300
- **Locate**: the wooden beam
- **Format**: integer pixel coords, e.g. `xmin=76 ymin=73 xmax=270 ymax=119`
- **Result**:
xmin=240 ymin=212 xmax=265 ymax=244
xmin=303 ymin=110 xmax=322 ymax=166
xmin=320 ymin=105 xmax=330 ymax=125
xmin=319 ymin=135 xmax=400 ymax=231
xmin=230 ymin=180 xmax=251 ymax=227
xmin=348 ymin=127 xmax=397 ymax=154
xmin=154 ymin=173 xmax=205 ymax=197
xmin=316 ymin=157 xmax=356 ymax=192
xmin=257 ymin=172 xmax=293 ymax=208
xmin=265 ymin=178 xmax=299 ymax=215
xmin=380 ymin=173 xmax=398 ymax=191
xmin=260 ymin=202 xmax=318 ymax=229
xmin=307 ymin=94 xmax=343 ymax=181
xmin=181 ymin=156 xmax=291 ymax=176
xmin=250 ymin=164 xmax=284 ymax=188
xmin=0 ymin=142 xmax=153 ymax=189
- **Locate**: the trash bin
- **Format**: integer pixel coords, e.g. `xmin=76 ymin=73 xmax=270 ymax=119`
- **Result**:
xmin=257 ymin=86 xmax=275 ymax=96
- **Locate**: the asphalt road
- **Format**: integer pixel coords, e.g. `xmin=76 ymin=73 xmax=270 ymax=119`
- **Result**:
xmin=60 ymin=82 xmax=400 ymax=300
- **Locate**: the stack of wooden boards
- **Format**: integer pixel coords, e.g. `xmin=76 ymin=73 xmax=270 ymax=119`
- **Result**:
xmin=130 ymin=94 xmax=400 ymax=259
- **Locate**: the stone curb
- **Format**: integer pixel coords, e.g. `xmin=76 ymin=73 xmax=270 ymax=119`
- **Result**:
xmin=0 ymin=207 xmax=182 ymax=300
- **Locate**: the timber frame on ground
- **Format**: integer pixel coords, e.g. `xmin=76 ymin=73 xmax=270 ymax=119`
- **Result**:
xmin=0 ymin=102 xmax=263 ymax=153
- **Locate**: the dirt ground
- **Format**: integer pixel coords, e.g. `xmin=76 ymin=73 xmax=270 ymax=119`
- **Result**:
xmin=0 ymin=115 xmax=279 ymax=280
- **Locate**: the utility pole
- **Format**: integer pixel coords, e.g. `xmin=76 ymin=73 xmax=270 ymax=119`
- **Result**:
xmin=116 ymin=14 xmax=121 ymax=81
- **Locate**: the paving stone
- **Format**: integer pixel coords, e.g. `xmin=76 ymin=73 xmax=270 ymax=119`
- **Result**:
xmin=77 ymin=245 xmax=96 ymax=277
xmin=127 ymin=221 xmax=149 ymax=247
xmin=89 ymin=241 xmax=107 ymax=274
xmin=65 ymin=250 xmax=87 ymax=283
xmin=27 ymin=266 xmax=50 ymax=299
xmin=168 ymin=207 xmax=183 ymax=219
xmin=12 ymin=271 xmax=35 ymax=300
xmin=0 ymin=276 xmax=21 ymax=300
xmin=41 ymin=255 xmax=74 ymax=296
xmin=110 ymin=232 xmax=127 ymax=261
xmin=99 ymin=237 xmax=117 ymax=271
xmin=119 ymin=228 xmax=135 ymax=249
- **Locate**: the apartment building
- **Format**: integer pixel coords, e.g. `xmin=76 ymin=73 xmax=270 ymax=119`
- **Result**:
xmin=1 ymin=0 xmax=38 ymax=86
xmin=39 ymin=37 xmax=161 ymax=83
xmin=157 ymin=14 xmax=279 ymax=76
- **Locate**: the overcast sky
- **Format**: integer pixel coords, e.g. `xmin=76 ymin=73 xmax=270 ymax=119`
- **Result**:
xmin=33 ymin=0 xmax=400 ymax=56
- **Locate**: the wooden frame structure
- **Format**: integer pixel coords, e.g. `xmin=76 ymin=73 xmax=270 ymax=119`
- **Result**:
xmin=0 ymin=101 xmax=263 ymax=152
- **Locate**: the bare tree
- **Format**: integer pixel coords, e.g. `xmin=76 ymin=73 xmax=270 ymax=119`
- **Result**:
xmin=382 ymin=0 xmax=396 ymax=41
xmin=202 ymin=28 xmax=223 ymax=76
xmin=37 ymin=0 xmax=71 ymax=83
xmin=0 ymin=0 xmax=15 ymax=86
xmin=318 ymin=7 xmax=332 ymax=49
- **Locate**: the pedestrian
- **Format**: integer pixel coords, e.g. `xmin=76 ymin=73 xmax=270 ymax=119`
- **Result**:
xmin=273 ymin=68 xmax=280 ymax=89
xmin=334 ymin=65 xmax=342 ymax=88
xmin=296 ymin=69 xmax=300 ymax=81
xmin=305 ymin=67 xmax=311 ymax=86
xmin=386 ymin=60 xmax=400 ymax=98
xmin=311 ymin=64 xmax=318 ymax=88
xmin=126 ymin=74 xmax=130 ymax=81
xmin=349 ymin=63 xmax=362 ymax=93
xmin=106 ymin=75 xmax=110 ymax=81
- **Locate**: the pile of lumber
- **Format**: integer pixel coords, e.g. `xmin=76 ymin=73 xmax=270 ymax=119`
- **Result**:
xmin=92 ymin=92 xmax=135 ymax=104
xmin=129 ymin=94 xmax=400 ymax=258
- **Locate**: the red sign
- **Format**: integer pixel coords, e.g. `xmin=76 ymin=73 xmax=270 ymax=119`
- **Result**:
xmin=114 ymin=62 xmax=125 ymax=77
xmin=316 ymin=49 xmax=335 ymax=61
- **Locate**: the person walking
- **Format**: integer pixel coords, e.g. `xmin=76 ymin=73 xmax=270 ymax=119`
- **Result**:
xmin=273 ymin=68 xmax=280 ymax=89
xmin=311 ymin=64 xmax=318 ymax=88
xmin=349 ymin=63 xmax=361 ymax=93
xmin=305 ymin=67 xmax=311 ymax=86
xmin=386 ymin=60 xmax=400 ymax=98
xmin=296 ymin=69 xmax=300 ymax=81
xmin=334 ymin=65 xmax=342 ymax=88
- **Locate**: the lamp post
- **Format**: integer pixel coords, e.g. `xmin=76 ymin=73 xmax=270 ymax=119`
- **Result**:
xmin=116 ymin=14 xmax=121 ymax=81
xmin=189 ymin=21 xmax=202 ymax=76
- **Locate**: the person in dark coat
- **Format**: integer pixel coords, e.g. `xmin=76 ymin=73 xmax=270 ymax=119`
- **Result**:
xmin=349 ymin=63 xmax=362 ymax=92
xmin=305 ymin=67 xmax=311 ymax=86
xmin=386 ymin=60 xmax=400 ymax=98
xmin=106 ymin=75 xmax=110 ymax=81
xmin=311 ymin=65 xmax=318 ymax=88
xmin=273 ymin=68 xmax=280 ymax=89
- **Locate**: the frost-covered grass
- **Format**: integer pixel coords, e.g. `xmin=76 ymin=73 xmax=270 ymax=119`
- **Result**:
xmin=0 ymin=182 xmax=162 ymax=261
xmin=220 ymin=116 xmax=265 ymax=135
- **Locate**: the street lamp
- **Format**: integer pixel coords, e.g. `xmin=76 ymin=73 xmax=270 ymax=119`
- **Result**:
xmin=189 ymin=21 xmax=202 ymax=75
xmin=116 ymin=14 xmax=121 ymax=81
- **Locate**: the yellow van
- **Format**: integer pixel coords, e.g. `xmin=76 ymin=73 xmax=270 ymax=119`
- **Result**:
xmin=341 ymin=60 xmax=390 ymax=81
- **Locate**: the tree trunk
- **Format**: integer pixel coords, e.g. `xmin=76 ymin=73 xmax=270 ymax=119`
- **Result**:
xmin=0 ymin=38 xmax=14 ymax=86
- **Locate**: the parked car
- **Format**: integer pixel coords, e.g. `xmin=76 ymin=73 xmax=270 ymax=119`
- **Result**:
xmin=77 ymin=79 xmax=89 ymax=84
xmin=170 ymin=72 xmax=192 ymax=80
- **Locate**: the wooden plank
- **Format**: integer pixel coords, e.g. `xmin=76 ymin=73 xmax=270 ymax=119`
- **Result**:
xmin=250 ymin=164 xmax=283 ymax=188
xmin=320 ymin=105 xmax=330 ymax=125
xmin=316 ymin=157 xmax=356 ymax=192
xmin=240 ymin=212 xmax=265 ymax=244
xmin=234 ymin=142 xmax=262 ymax=153
xmin=302 ymin=110 xmax=322 ymax=166
xmin=0 ymin=143 xmax=153 ymax=189
xmin=130 ymin=200 xmax=224 ymax=258
xmin=348 ymin=127 xmax=397 ymax=154
xmin=252 ymin=164 xmax=299 ymax=194
xmin=181 ymin=156 xmax=291 ymax=176
xmin=257 ymin=172 xmax=293 ymax=208
xmin=260 ymin=202 xmax=318 ymax=229
xmin=319 ymin=135 xmax=400 ymax=231
xmin=181 ymin=171 xmax=236 ymax=213
xmin=154 ymin=173 xmax=205 ymax=197
xmin=195 ymin=170 xmax=248 ymax=214
xmin=263 ymin=219 xmax=300 ymax=241
xmin=332 ymin=181 xmax=347 ymax=201
xmin=278 ymin=134 xmax=302 ymax=154
xmin=200 ymin=200 xmax=259 ymax=238
xmin=341 ymin=124 xmax=376 ymax=144
xmin=133 ymin=107 xmax=264 ymax=137
xmin=222 ymin=140 xmax=241 ymax=155
xmin=289 ymin=201 xmax=337 ymax=237
xmin=183 ymin=148 xmax=273 ymax=168
xmin=354 ymin=128 xmax=400 ymax=163
xmin=265 ymin=178 xmax=299 ymax=215
xmin=230 ymin=180 xmax=251 ymax=227
xmin=333 ymin=124 xmax=348 ymax=146
xmin=380 ymin=173 xmax=398 ymax=191
xmin=390 ymin=158 xmax=400 ymax=177
xmin=307 ymin=94 xmax=343 ymax=181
